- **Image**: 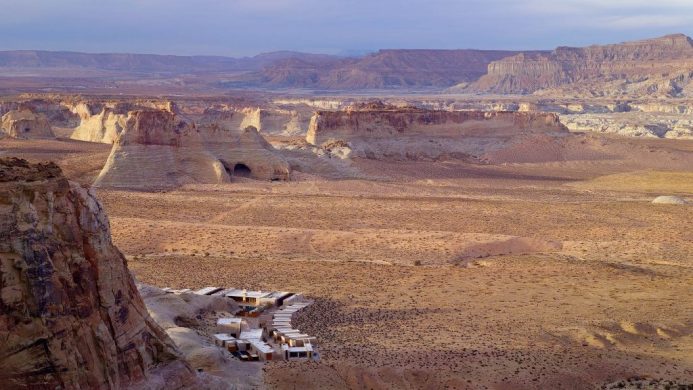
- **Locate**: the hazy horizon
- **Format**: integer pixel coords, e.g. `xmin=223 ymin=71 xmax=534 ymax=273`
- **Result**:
xmin=0 ymin=0 xmax=692 ymax=57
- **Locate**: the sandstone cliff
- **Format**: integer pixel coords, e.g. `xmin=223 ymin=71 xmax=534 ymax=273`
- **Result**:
xmin=1 ymin=109 xmax=55 ymax=139
xmin=464 ymin=34 xmax=693 ymax=97
xmin=306 ymin=103 xmax=567 ymax=161
xmin=200 ymin=106 xmax=308 ymax=136
xmin=69 ymin=100 xmax=177 ymax=144
xmin=69 ymin=102 xmax=131 ymax=144
xmin=0 ymin=158 xmax=197 ymax=389
xmin=95 ymin=110 xmax=290 ymax=188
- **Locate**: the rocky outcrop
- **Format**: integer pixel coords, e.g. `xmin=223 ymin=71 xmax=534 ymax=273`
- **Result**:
xmin=560 ymin=113 xmax=693 ymax=139
xmin=0 ymin=158 xmax=197 ymax=389
xmin=200 ymin=107 xmax=308 ymax=136
xmin=306 ymin=103 xmax=568 ymax=160
xmin=70 ymin=101 xmax=311 ymax=143
xmin=0 ymin=99 xmax=78 ymax=129
xmin=465 ymin=34 xmax=693 ymax=97
xmin=69 ymin=102 xmax=131 ymax=144
xmin=95 ymin=110 xmax=290 ymax=188
xmin=1 ymin=109 xmax=55 ymax=139
xmin=69 ymin=101 xmax=178 ymax=144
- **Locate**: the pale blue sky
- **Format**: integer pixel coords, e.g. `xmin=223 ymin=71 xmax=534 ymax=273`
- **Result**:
xmin=1 ymin=0 xmax=692 ymax=56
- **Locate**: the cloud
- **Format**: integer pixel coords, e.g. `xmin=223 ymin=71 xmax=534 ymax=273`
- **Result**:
xmin=597 ymin=15 xmax=691 ymax=29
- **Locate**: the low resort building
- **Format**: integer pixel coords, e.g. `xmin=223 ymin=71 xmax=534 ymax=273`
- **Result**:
xmin=164 ymin=286 xmax=317 ymax=362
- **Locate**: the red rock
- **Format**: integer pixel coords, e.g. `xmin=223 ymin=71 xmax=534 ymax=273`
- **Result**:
xmin=0 ymin=158 xmax=198 ymax=389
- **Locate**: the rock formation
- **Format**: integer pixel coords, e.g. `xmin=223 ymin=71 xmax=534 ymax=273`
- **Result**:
xmin=464 ymin=34 xmax=693 ymax=97
xmin=69 ymin=101 xmax=311 ymax=143
xmin=0 ymin=99 xmax=78 ymax=129
xmin=0 ymin=158 xmax=198 ymax=389
xmin=216 ymin=107 xmax=308 ymax=136
xmin=560 ymin=113 xmax=693 ymax=139
xmin=1 ymin=109 xmax=55 ymax=139
xmin=306 ymin=103 xmax=568 ymax=160
xmin=94 ymin=109 xmax=290 ymax=188
xmin=69 ymin=101 xmax=178 ymax=144
xmin=69 ymin=102 xmax=131 ymax=143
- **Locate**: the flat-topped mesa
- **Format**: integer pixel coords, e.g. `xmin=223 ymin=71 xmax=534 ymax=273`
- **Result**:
xmin=306 ymin=105 xmax=567 ymax=161
xmin=95 ymin=109 xmax=290 ymax=189
xmin=0 ymin=158 xmax=197 ymax=389
xmin=1 ymin=108 xmax=55 ymax=139
xmin=307 ymin=106 xmax=566 ymax=144
xmin=466 ymin=34 xmax=693 ymax=96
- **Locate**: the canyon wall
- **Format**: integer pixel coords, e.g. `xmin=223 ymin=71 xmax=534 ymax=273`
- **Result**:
xmin=465 ymin=34 xmax=693 ymax=97
xmin=0 ymin=158 xmax=197 ymax=389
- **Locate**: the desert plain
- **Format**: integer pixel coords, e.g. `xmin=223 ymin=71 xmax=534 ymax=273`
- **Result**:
xmin=2 ymin=33 xmax=693 ymax=390
xmin=4 ymin=128 xmax=691 ymax=389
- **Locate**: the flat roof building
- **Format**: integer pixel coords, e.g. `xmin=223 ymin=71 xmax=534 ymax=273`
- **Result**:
xmin=282 ymin=343 xmax=314 ymax=360
xmin=239 ymin=329 xmax=264 ymax=341
xmin=213 ymin=333 xmax=236 ymax=347
xmin=216 ymin=317 xmax=242 ymax=336
xmin=194 ymin=286 xmax=223 ymax=296
xmin=223 ymin=289 xmax=294 ymax=307
xmin=249 ymin=339 xmax=275 ymax=361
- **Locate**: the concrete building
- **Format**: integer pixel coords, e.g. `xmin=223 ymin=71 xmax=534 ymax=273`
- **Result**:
xmin=224 ymin=289 xmax=293 ymax=308
xmin=213 ymin=333 xmax=236 ymax=347
xmin=216 ymin=318 xmax=242 ymax=336
xmin=282 ymin=343 xmax=314 ymax=360
xmin=239 ymin=329 xmax=263 ymax=341
xmin=249 ymin=339 xmax=275 ymax=361
xmin=194 ymin=286 xmax=223 ymax=296
xmin=286 ymin=335 xmax=316 ymax=347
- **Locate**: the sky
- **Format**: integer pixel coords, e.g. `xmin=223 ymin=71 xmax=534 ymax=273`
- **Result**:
xmin=1 ymin=0 xmax=692 ymax=57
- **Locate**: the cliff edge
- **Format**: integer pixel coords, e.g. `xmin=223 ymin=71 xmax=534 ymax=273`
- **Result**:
xmin=0 ymin=158 xmax=198 ymax=389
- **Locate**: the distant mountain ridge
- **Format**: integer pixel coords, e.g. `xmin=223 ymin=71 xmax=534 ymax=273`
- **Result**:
xmin=2 ymin=34 xmax=693 ymax=95
xmin=226 ymin=49 xmax=524 ymax=89
xmin=0 ymin=50 xmax=339 ymax=73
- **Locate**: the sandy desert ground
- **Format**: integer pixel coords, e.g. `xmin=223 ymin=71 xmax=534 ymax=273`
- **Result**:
xmin=2 ymin=133 xmax=692 ymax=389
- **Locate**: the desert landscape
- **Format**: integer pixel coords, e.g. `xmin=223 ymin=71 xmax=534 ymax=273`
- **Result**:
xmin=0 ymin=8 xmax=692 ymax=389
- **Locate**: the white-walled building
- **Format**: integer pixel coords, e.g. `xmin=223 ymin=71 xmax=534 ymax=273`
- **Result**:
xmin=216 ymin=317 xmax=242 ymax=336
xmin=282 ymin=343 xmax=314 ymax=360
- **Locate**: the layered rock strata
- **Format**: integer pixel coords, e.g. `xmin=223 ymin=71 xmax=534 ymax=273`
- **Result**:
xmin=306 ymin=103 xmax=568 ymax=160
xmin=465 ymin=34 xmax=693 ymax=97
xmin=0 ymin=158 xmax=197 ymax=389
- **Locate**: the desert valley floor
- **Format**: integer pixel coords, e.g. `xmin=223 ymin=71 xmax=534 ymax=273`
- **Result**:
xmin=3 ymin=134 xmax=691 ymax=389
